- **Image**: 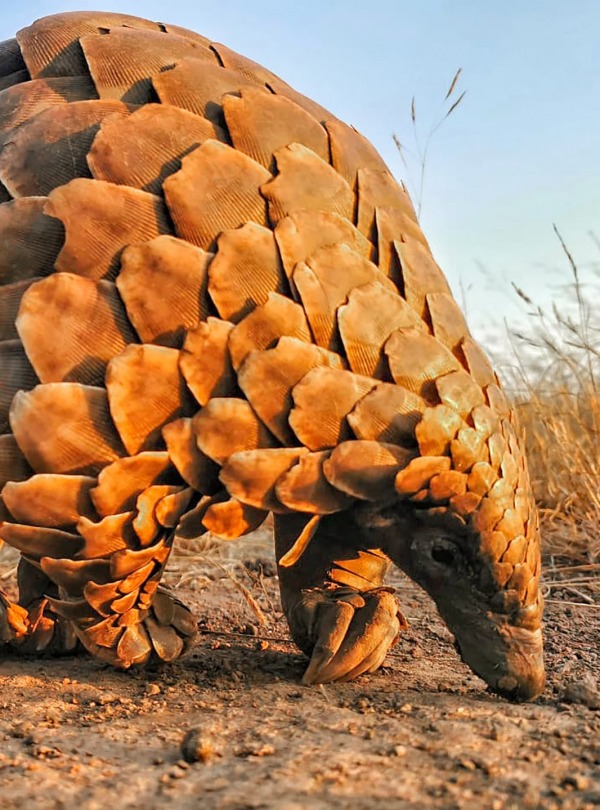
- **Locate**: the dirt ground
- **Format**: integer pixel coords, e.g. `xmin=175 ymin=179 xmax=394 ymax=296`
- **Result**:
xmin=0 ymin=531 xmax=599 ymax=810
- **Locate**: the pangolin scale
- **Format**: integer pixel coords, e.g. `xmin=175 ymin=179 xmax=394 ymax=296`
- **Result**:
xmin=0 ymin=11 xmax=544 ymax=700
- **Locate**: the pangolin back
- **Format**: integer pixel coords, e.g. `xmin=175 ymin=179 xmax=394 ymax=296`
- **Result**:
xmin=0 ymin=12 xmax=541 ymax=664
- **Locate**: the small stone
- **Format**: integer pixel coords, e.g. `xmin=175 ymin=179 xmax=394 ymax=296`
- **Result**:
xmin=459 ymin=758 xmax=477 ymax=771
xmin=248 ymin=743 xmax=275 ymax=757
xmin=180 ymin=728 xmax=215 ymax=764
xmin=562 ymin=675 xmax=600 ymax=709
xmin=241 ymin=623 xmax=259 ymax=636
xmin=11 ymin=722 xmax=34 ymax=739
xmin=391 ymin=744 xmax=407 ymax=757
xmin=562 ymin=775 xmax=591 ymax=791
xmin=146 ymin=684 xmax=161 ymax=696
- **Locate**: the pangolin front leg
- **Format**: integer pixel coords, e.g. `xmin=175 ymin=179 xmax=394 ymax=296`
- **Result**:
xmin=275 ymin=510 xmax=407 ymax=684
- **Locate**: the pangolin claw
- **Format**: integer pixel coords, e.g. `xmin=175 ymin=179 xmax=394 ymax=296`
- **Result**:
xmin=296 ymin=586 xmax=407 ymax=685
xmin=0 ymin=590 xmax=29 ymax=645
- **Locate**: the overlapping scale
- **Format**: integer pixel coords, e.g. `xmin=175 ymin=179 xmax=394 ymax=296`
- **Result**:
xmin=0 ymin=279 xmax=38 ymax=341
xmin=289 ymin=367 xmax=376 ymax=450
xmin=426 ymin=292 xmax=471 ymax=352
xmin=0 ymin=434 xmax=31 ymax=491
xmin=179 ymin=318 xmax=236 ymax=406
xmin=9 ymin=383 xmax=124 ymax=475
xmin=324 ymin=441 xmax=415 ymax=501
xmin=356 ymin=168 xmax=417 ymax=240
xmin=394 ymin=239 xmax=452 ymax=319
xmin=193 ymin=398 xmax=277 ymax=465
xmin=294 ymin=244 xmax=396 ymax=351
xmin=207 ymin=222 xmax=288 ymax=322
xmin=262 ymin=143 xmax=354 ymax=225
xmin=77 ymin=512 xmax=137 ymax=558
xmin=0 ymin=70 xmax=28 ymax=93
xmin=228 ymin=292 xmax=311 ymax=370
xmin=223 ymin=86 xmax=329 ymax=170
xmin=201 ymin=497 xmax=268 ymax=540
xmin=274 ymin=210 xmax=373 ymax=284
xmin=385 ymin=328 xmax=461 ymax=400
xmin=460 ymin=336 xmax=496 ymax=388
xmin=90 ymin=452 xmax=175 ymax=517
xmin=133 ymin=485 xmax=184 ymax=546
xmin=347 ymin=383 xmax=425 ymax=446
xmin=237 ymin=336 xmax=344 ymax=444
xmin=46 ymin=179 xmax=172 ymax=281
xmin=164 ymin=140 xmax=270 ymax=250
xmin=117 ymin=236 xmax=212 ymax=347
xmin=81 ymin=28 xmax=216 ymax=104
xmin=0 ymin=340 xmax=39 ymax=433
xmin=325 ymin=119 xmax=389 ymax=189
xmin=152 ymin=59 xmax=260 ymax=128
xmin=162 ymin=418 xmax=219 ymax=493
xmin=0 ymin=522 xmax=83 ymax=559
xmin=211 ymin=42 xmax=333 ymax=123
xmin=1 ymin=474 xmax=96 ymax=528
xmin=220 ymin=447 xmax=308 ymax=511
xmin=17 ymin=273 xmax=136 ymax=384
xmin=275 ymin=451 xmax=352 ymax=514
xmin=338 ymin=280 xmax=424 ymax=377
xmin=0 ymin=198 xmax=64 ymax=284
xmin=15 ymin=11 xmax=160 ymax=78
xmin=0 ymin=100 xmax=131 ymax=197
xmin=88 ymin=104 xmax=222 ymax=194
xmin=106 ymin=344 xmax=195 ymax=455
xmin=0 ymin=38 xmax=26 ymax=77
xmin=0 ymin=77 xmax=98 ymax=140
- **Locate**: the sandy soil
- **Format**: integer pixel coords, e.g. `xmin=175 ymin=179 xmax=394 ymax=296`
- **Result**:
xmin=0 ymin=534 xmax=599 ymax=810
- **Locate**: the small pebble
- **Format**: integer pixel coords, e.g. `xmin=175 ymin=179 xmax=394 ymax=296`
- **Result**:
xmin=562 ymin=774 xmax=591 ymax=791
xmin=241 ymin=623 xmax=259 ymax=637
xmin=180 ymin=728 xmax=215 ymax=764
xmin=562 ymin=675 xmax=600 ymax=709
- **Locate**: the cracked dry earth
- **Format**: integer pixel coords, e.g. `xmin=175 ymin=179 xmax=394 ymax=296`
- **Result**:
xmin=0 ymin=534 xmax=599 ymax=810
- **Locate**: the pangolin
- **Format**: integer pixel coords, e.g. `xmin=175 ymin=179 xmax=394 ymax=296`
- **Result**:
xmin=0 ymin=11 xmax=544 ymax=700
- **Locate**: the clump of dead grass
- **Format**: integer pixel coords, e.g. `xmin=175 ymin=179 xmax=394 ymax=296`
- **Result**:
xmin=504 ymin=228 xmax=600 ymax=564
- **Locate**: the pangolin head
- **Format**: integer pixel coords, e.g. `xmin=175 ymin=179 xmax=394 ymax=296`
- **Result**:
xmin=356 ymin=386 xmax=545 ymax=703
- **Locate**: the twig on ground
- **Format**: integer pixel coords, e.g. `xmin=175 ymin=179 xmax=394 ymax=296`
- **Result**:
xmin=203 ymin=556 xmax=268 ymax=626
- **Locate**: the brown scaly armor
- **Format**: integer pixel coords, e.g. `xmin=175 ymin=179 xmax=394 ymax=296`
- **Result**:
xmin=0 ymin=11 xmax=544 ymax=700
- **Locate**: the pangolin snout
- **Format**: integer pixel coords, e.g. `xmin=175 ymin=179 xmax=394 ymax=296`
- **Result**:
xmin=455 ymin=624 xmax=545 ymax=702
xmin=492 ymin=625 xmax=545 ymax=702
xmin=494 ymin=668 xmax=546 ymax=702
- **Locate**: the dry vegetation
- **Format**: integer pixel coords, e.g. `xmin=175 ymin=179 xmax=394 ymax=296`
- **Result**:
xmin=495 ymin=229 xmax=600 ymax=614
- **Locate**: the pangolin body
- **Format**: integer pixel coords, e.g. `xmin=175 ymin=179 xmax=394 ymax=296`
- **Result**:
xmin=0 ymin=11 xmax=544 ymax=699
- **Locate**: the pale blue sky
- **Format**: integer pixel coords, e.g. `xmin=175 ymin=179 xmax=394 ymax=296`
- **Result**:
xmin=3 ymin=2 xmax=599 ymax=347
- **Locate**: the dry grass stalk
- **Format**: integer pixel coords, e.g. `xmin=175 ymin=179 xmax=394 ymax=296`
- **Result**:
xmin=505 ymin=228 xmax=600 ymax=566
xmin=393 ymin=68 xmax=465 ymax=217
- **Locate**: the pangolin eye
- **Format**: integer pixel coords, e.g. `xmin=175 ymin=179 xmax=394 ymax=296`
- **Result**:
xmin=431 ymin=545 xmax=456 ymax=565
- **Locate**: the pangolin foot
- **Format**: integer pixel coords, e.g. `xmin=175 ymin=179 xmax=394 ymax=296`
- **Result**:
xmin=291 ymin=586 xmax=407 ymax=684
xmin=75 ymin=587 xmax=198 ymax=668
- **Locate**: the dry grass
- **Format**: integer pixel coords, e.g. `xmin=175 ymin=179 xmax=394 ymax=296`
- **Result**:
xmin=503 ymin=228 xmax=600 ymax=565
